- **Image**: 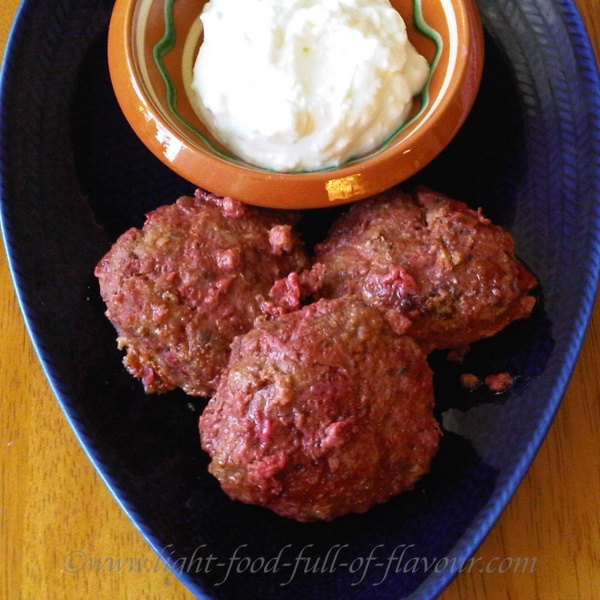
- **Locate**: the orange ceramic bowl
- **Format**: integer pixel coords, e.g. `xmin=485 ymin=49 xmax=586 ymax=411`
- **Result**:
xmin=108 ymin=0 xmax=484 ymax=209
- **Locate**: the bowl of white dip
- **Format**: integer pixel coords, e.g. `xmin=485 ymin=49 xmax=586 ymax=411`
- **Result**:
xmin=108 ymin=0 xmax=484 ymax=208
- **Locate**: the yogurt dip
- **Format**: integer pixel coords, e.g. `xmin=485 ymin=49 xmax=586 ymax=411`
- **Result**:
xmin=191 ymin=0 xmax=430 ymax=172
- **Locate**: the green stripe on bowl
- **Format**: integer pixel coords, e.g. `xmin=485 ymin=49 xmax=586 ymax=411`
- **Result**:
xmin=152 ymin=0 xmax=244 ymax=164
xmin=152 ymin=0 xmax=443 ymax=173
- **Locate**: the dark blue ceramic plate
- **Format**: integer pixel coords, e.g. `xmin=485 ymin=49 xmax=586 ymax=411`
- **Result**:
xmin=1 ymin=1 xmax=600 ymax=598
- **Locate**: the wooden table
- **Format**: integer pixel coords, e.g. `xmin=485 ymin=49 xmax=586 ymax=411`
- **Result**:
xmin=1 ymin=2 xmax=599 ymax=599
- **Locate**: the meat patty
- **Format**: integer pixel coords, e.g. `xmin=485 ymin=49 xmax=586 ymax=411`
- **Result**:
xmin=199 ymin=297 xmax=440 ymax=522
xmin=314 ymin=187 xmax=537 ymax=350
xmin=94 ymin=189 xmax=309 ymax=396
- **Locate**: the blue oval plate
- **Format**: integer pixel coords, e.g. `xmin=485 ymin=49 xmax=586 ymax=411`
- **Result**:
xmin=1 ymin=0 xmax=600 ymax=598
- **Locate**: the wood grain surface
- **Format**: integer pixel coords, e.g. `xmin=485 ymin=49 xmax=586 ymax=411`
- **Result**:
xmin=1 ymin=1 xmax=599 ymax=599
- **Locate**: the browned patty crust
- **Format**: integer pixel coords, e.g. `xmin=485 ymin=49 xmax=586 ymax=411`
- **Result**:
xmin=94 ymin=189 xmax=309 ymax=396
xmin=199 ymin=297 xmax=440 ymax=522
xmin=314 ymin=187 xmax=537 ymax=350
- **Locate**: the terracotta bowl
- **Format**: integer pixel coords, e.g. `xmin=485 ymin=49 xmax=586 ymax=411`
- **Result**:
xmin=108 ymin=0 xmax=484 ymax=209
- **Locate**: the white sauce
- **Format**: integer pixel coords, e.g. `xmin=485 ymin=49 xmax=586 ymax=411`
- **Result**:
xmin=191 ymin=0 xmax=430 ymax=172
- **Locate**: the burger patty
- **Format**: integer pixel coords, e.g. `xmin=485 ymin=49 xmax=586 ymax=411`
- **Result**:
xmin=314 ymin=187 xmax=537 ymax=350
xmin=95 ymin=189 xmax=309 ymax=396
xmin=199 ymin=297 xmax=440 ymax=522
